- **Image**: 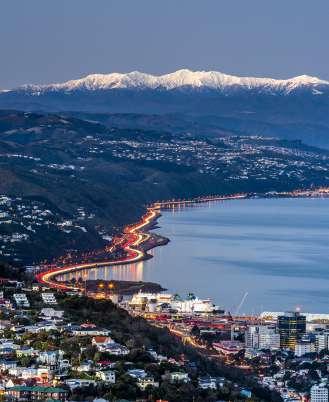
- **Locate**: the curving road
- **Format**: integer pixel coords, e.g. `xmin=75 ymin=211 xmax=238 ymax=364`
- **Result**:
xmin=36 ymin=207 xmax=159 ymax=291
xmin=36 ymin=193 xmax=248 ymax=291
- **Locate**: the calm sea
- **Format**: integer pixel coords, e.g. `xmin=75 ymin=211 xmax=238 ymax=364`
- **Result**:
xmin=60 ymin=198 xmax=329 ymax=314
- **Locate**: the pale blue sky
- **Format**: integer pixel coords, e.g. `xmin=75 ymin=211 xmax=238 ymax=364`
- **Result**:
xmin=1 ymin=0 xmax=328 ymax=88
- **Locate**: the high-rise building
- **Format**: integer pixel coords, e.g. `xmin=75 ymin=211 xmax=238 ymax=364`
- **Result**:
xmin=310 ymin=384 xmax=328 ymax=402
xmin=315 ymin=332 xmax=329 ymax=353
xmin=278 ymin=311 xmax=306 ymax=350
xmin=295 ymin=340 xmax=315 ymax=357
xmin=245 ymin=325 xmax=280 ymax=350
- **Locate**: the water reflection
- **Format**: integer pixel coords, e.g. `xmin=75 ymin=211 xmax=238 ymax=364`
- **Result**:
xmin=56 ymin=198 xmax=329 ymax=313
xmin=57 ymin=261 xmax=145 ymax=282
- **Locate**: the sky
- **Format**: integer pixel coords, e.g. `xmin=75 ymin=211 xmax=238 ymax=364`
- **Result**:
xmin=1 ymin=0 xmax=328 ymax=88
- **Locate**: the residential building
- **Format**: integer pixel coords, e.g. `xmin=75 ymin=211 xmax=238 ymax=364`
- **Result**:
xmin=95 ymin=370 xmax=116 ymax=383
xmin=40 ymin=308 xmax=64 ymax=319
xmin=38 ymin=350 xmax=64 ymax=365
xmin=13 ymin=294 xmax=30 ymax=308
xmin=0 ymin=360 xmax=17 ymax=371
xmin=5 ymin=385 xmax=68 ymax=401
xmin=127 ymin=369 xmax=147 ymax=379
xmin=75 ymin=361 xmax=93 ymax=372
xmin=310 ymin=384 xmax=329 ymax=402
xmin=198 ymin=376 xmax=217 ymax=390
xmin=213 ymin=340 xmax=244 ymax=355
xmin=246 ymin=325 xmax=280 ymax=350
xmin=295 ymin=340 xmax=315 ymax=357
xmin=92 ymin=336 xmax=114 ymax=349
xmin=315 ymin=332 xmax=329 ymax=352
xmin=65 ymin=379 xmax=96 ymax=390
xmin=41 ymin=293 xmax=57 ymax=305
xmin=168 ymin=372 xmax=190 ymax=383
xmin=137 ymin=376 xmax=159 ymax=390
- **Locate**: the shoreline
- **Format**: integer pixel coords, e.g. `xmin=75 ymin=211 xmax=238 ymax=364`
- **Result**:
xmin=35 ymin=187 xmax=329 ymax=291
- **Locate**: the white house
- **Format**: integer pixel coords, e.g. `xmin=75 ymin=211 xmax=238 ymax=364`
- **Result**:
xmin=41 ymin=293 xmax=57 ymax=305
xmin=295 ymin=341 xmax=315 ymax=357
xmin=0 ymin=360 xmax=17 ymax=371
xmin=65 ymin=379 xmax=96 ymax=390
xmin=38 ymin=350 xmax=64 ymax=365
xmin=13 ymin=294 xmax=29 ymax=308
xmin=168 ymin=372 xmax=190 ymax=383
xmin=198 ymin=376 xmax=217 ymax=390
xmin=137 ymin=376 xmax=159 ymax=391
xmin=102 ymin=343 xmax=129 ymax=356
xmin=95 ymin=370 xmax=116 ymax=384
xmin=75 ymin=361 xmax=93 ymax=372
xmin=40 ymin=308 xmax=64 ymax=319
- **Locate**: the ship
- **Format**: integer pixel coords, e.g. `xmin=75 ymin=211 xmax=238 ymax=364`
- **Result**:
xmin=128 ymin=291 xmax=223 ymax=314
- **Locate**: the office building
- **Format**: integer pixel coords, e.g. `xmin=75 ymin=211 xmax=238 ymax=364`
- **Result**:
xmin=278 ymin=311 xmax=306 ymax=349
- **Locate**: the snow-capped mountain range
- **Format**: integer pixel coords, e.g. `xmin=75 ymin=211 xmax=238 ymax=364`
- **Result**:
xmin=14 ymin=69 xmax=329 ymax=94
xmin=1 ymin=69 xmax=329 ymax=148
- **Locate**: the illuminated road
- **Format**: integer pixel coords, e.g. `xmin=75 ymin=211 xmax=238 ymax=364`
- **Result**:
xmin=36 ymin=207 xmax=159 ymax=291
xmin=36 ymin=193 xmax=249 ymax=291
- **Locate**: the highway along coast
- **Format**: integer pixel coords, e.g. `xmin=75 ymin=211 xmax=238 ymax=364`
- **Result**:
xmin=35 ymin=188 xmax=329 ymax=291
xmin=35 ymin=206 xmax=164 ymax=291
xmin=35 ymin=193 xmax=248 ymax=291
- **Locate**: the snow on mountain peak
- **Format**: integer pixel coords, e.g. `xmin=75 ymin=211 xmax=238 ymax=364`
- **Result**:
xmin=18 ymin=69 xmax=329 ymax=94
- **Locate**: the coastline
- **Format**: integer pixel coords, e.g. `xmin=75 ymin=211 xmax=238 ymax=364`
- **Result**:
xmin=36 ymin=187 xmax=329 ymax=291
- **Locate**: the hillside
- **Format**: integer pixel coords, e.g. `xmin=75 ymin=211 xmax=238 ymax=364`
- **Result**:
xmin=1 ymin=110 xmax=329 ymax=264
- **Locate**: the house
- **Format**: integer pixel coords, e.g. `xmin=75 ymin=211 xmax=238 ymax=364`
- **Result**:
xmin=59 ymin=359 xmax=71 ymax=370
xmin=40 ymin=308 xmax=64 ymax=319
xmin=8 ymin=367 xmax=52 ymax=382
xmin=38 ymin=350 xmax=64 ymax=365
xmin=5 ymin=385 xmax=68 ymax=401
xmin=23 ymin=323 xmax=58 ymax=333
xmin=65 ymin=378 xmax=96 ymax=390
xmin=92 ymin=336 xmax=114 ymax=349
xmin=68 ymin=326 xmax=110 ymax=337
xmin=0 ymin=347 xmax=15 ymax=356
xmin=13 ymin=294 xmax=30 ymax=308
xmin=0 ymin=360 xmax=17 ymax=371
xmin=0 ymin=339 xmax=18 ymax=350
xmin=198 ymin=376 xmax=217 ymax=390
xmin=167 ymin=371 xmax=190 ymax=383
xmin=127 ymin=369 xmax=147 ymax=379
xmin=75 ymin=360 xmax=93 ymax=372
xmin=5 ymin=379 xmax=27 ymax=388
xmin=137 ymin=376 xmax=159 ymax=391
xmin=16 ymin=346 xmax=38 ymax=358
xmin=95 ymin=370 xmax=116 ymax=383
xmin=41 ymin=293 xmax=57 ymax=305
xmin=213 ymin=340 xmax=245 ymax=355
xmin=96 ymin=360 xmax=116 ymax=370
xmin=102 ymin=343 xmax=129 ymax=356
xmin=241 ymin=388 xmax=252 ymax=399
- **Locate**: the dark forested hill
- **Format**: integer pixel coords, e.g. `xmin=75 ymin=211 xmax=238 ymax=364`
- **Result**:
xmin=0 ymin=110 xmax=329 ymax=264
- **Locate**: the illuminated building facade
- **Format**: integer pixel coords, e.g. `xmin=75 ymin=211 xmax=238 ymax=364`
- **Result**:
xmin=278 ymin=311 xmax=306 ymax=350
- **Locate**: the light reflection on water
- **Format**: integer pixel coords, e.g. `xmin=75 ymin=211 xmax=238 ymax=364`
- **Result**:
xmin=57 ymin=198 xmax=329 ymax=314
xmin=57 ymin=261 xmax=145 ymax=283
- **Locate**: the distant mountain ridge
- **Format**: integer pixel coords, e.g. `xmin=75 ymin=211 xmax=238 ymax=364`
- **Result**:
xmin=0 ymin=69 xmax=329 ymax=148
xmin=6 ymin=69 xmax=329 ymax=94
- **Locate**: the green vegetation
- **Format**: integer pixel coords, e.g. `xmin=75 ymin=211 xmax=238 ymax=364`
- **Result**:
xmin=58 ymin=295 xmax=281 ymax=401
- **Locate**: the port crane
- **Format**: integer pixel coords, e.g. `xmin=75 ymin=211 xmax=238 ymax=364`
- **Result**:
xmin=234 ymin=291 xmax=248 ymax=316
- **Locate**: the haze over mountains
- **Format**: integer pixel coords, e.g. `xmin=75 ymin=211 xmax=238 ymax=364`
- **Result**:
xmin=0 ymin=69 xmax=329 ymax=148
